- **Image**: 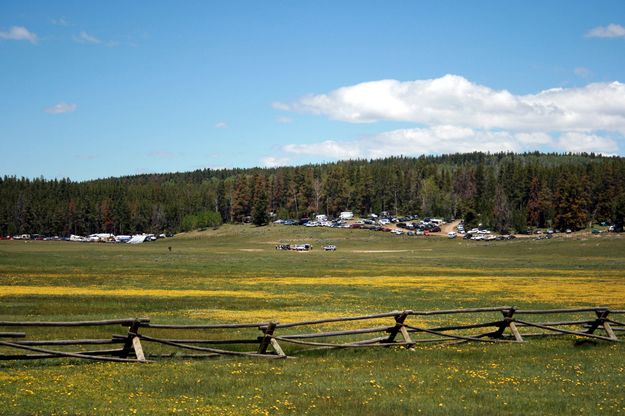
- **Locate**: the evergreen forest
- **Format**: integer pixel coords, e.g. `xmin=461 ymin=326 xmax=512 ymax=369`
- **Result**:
xmin=2 ymin=152 xmax=625 ymax=236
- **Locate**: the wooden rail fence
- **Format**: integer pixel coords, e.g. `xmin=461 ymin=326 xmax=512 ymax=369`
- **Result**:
xmin=1 ymin=306 xmax=623 ymax=363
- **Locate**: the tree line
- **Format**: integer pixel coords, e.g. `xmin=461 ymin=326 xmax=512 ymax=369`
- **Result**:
xmin=1 ymin=152 xmax=625 ymax=236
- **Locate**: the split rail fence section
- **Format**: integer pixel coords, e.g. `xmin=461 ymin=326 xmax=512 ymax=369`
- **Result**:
xmin=1 ymin=306 xmax=623 ymax=363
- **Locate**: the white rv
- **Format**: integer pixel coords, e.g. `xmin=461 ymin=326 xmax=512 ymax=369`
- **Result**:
xmin=339 ymin=211 xmax=354 ymax=220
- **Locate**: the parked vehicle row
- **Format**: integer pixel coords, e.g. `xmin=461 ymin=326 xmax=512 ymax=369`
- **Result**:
xmin=1 ymin=233 xmax=174 ymax=243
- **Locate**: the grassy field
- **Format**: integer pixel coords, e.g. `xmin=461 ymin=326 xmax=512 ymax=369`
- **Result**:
xmin=1 ymin=225 xmax=625 ymax=415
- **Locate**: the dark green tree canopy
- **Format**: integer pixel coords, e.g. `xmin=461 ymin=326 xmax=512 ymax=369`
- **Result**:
xmin=1 ymin=152 xmax=623 ymax=235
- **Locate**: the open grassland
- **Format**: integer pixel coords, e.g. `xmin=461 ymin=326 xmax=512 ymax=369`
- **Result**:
xmin=1 ymin=225 xmax=625 ymax=415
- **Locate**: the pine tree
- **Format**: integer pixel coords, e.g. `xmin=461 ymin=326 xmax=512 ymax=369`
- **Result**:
xmin=613 ymin=194 xmax=625 ymax=232
xmin=526 ymin=176 xmax=542 ymax=227
xmin=492 ymin=185 xmax=511 ymax=233
xmin=252 ymin=190 xmax=269 ymax=226
xmin=554 ymin=173 xmax=590 ymax=231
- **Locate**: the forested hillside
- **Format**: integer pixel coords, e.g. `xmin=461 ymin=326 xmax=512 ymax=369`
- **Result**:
xmin=2 ymin=152 xmax=625 ymax=236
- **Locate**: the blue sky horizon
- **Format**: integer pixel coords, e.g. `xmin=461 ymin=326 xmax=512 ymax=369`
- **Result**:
xmin=2 ymin=1 xmax=625 ymax=181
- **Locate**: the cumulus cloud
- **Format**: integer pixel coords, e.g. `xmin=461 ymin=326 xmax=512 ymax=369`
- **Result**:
xmin=586 ymin=23 xmax=625 ymax=38
xmin=0 ymin=26 xmax=38 ymax=44
xmin=515 ymin=132 xmax=553 ymax=145
xmin=282 ymin=128 xmax=619 ymax=160
xmin=285 ymin=140 xmax=364 ymax=159
xmin=276 ymin=74 xmax=624 ymax=159
xmin=215 ymin=122 xmax=228 ymax=129
xmin=74 ymin=31 xmax=102 ymax=44
xmin=557 ymin=132 xmax=618 ymax=154
xmin=261 ymin=156 xmax=291 ymax=168
xmin=275 ymin=75 xmax=625 ymax=134
xmin=284 ymin=127 xmax=522 ymax=159
xmin=44 ymin=102 xmax=77 ymax=114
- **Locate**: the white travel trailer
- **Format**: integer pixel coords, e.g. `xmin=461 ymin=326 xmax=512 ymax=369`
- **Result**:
xmin=88 ymin=233 xmax=114 ymax=242
xmin=128 ymin=234 xmax=148 ymax=244
xmin=339 ymin=211 xmax=354 ymax=220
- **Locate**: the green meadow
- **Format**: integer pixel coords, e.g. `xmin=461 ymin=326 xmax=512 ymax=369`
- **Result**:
xmin=1 ymin=225 xmax=625 ymax=415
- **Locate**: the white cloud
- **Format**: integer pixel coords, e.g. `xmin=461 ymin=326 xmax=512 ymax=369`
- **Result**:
xmin=586 ymin=24 xmax=625 ymax=38
xmin=44 ymin=102 xmax=77 ymax=114
xmin=276 ymin=116 xmax=293 ymax=124
xmin=283 ymin=126 xmax=523 ymax=160
xmin=261 ymin=156 xmax=291 ymax=168
xmin=215 ymin=122 xmax=228 ymax=129
xmin=557 ymin=132 xmax=618 ymax=154
xmin=515 ymin=132 xmax=553 ymax=145
xmin=0 ymin=26 xmax=38 ymax=44
xmin=275 ymin=75 xmax=625 ymax=134
xmin=282 ymin=127 xmax=620 ymax=160
xmin=276 ymin=74 xmax=623 ymax=160
xmin=285 ymin=140 xmax=363 ymax=159
xmin=74 ymin=31 xmax=101 ymax=44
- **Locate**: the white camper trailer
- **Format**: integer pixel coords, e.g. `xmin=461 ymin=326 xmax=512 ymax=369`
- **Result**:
xmin=339 ymin=211 xmax=354 ymax=220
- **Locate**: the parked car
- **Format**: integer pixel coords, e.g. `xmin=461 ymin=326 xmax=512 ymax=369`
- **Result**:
xmin=323 ymin=245 xmax=337 ymax=251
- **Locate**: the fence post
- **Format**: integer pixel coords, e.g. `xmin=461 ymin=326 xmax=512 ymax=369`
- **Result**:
xmin=493 ymin=308 xmax=524 ymax=342
xmin=384 ymin=311 xmax=414 ymax=347
xmin=587 ymin=309 xmax=618 ymax=341
xmin=258 ymin=322 xmax=285 ymax=356
xmin=120 ymin=319 xmax=146 ymax=361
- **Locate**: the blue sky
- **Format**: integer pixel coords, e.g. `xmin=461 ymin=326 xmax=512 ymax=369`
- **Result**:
xmin=2 ymin=1 xmax=625 ymax=180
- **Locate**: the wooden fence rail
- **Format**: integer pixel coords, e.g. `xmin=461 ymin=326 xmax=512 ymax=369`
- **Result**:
xmin=1 ymin=307 xmax=622 ymax=363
